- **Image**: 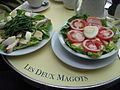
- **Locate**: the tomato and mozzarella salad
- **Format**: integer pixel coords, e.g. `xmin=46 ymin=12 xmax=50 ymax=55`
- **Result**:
xmin=60 ymin=14 xmax=120 ymax=58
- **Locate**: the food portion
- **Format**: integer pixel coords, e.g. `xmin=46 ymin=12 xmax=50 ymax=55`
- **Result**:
xmin=60 ymin=14 xmax=120 ymax=58
xmin=0 ymin=9 xmax=52 ymax=53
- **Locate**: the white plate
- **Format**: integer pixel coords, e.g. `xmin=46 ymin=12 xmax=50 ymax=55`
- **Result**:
xmin=51 ymin=30 xmax=117 ymax=69
xmin=58 ymin=21 xmax=119 ymax=60
xmin=0 ymin=13 xmax=53 ymax=56
xmin=22 ymin=0 xmax=50 ymax=13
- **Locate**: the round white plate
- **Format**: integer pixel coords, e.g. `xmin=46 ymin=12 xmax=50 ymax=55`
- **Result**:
xmin=0 ymin=13 xmax=53 ymax=56
xmin=51 ymin=30 xmax=117 ymax=69
xmin=22 ymin=0 xmax=50 ymax=12
xmin=58 ymin=21 xmax=119 ymax=60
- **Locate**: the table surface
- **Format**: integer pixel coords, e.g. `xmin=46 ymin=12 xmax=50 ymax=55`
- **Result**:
xmin=0 ymin=55 xmax=120 ymax=90
xmin=1 ymin=0 xmax=120 ymax=90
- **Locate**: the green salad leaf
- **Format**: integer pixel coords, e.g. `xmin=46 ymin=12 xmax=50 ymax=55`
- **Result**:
xmin=103 ymin=41 xmax=118 ymax=54
xmin=64 ymin=38 xmax=72 ymax=47
xmin=87 ymin=52 xmax=103 ymax=58
xmin=71 ymin=46 xmax=86 ymax=55
xmin=112 ymin=34 xmax=120 ymax=43
xmin=33 ymin=14 xmax=46 ymax=21
xmin=13 ymin=37 xmax=40 ymax=51
xmin=37 ymin=22 xmax=52 ymax=39
xmin=68 ymin=14 xmax=90 ymax=22
xmin=100 ymin=19 xmax=108 ymax=27
xmin=60 ymin=24 xmax=70 ymax=38
xmin=109 ymin=26 xmax=118 ymax=33
xmin=0 ymin=44 xmax=6 ymax=51
xmin=16 ymin=9 xmax=25 ymax=16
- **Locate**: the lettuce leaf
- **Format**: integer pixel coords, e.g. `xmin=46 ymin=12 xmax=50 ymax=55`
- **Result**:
xmin=37 ymin=22 xmax=52 ymax=39
xmin=100 ymin=19 xmax=108 ymax=27
xmin=103 ymin=41 xmax=118 ymax=54
xmin=87 ymin=52 xmax=103 ymax=58
xmin=0 ymin=44 xmax=6 ymax=51
xmin=13 ymin=37 xmax=40 ymax=51
xmin=33 ymin=14 xmax=46 ymax=21
xmin=60 ymin=24 xmax=70 ymax=38
xmin=111 ymin=34 xmax=120 ymax=43
xmin=68 ymin=14 xmax=90 ymax=22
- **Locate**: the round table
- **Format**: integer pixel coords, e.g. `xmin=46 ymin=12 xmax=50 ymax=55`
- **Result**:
xmin=3 ymin=1 xmax=120 ymax=89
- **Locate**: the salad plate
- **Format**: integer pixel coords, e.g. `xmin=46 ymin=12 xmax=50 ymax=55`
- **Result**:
xmin=0 ymin=29 xmax=53 ymax=56
xmin=58 ymin=22 xmax=119 ymax=60
xmin=58 ymin=14 xmax=120 ymax=60
xmin=51 ymin=30 xmax=117 ymax=69
xmin=0 ymin=10 xmax=53 ymax=56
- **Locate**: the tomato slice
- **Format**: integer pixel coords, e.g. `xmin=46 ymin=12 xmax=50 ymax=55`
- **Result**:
xmin=82 ymin=39 xmax=104 ymax=53
xmin=70 ymin=19 xmax=88 ymax=30
xmin=97 ymin=27 xmax=114 ymax=40
xmin=87 ymin=16 xmax=102 ymax=26
xmin=67 ymin=30 xmax=85 ymax=43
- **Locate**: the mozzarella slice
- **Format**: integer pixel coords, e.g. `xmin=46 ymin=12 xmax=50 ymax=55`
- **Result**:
xmin=25 ymin=12 xmax=32 ymax=17
xmin=19 ymin=39 xmax=29 ymax=45
xmin=84 ymin=26 xmax=99 ymax=38
xmin=33 ymin=31 xmax=43 ymax=40
xmin=25 ymin=31 xmax=32 ymax=41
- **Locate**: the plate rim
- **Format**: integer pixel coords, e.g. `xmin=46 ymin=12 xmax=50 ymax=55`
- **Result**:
xmin=51 ymin=30 xmax=117 ymax=70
